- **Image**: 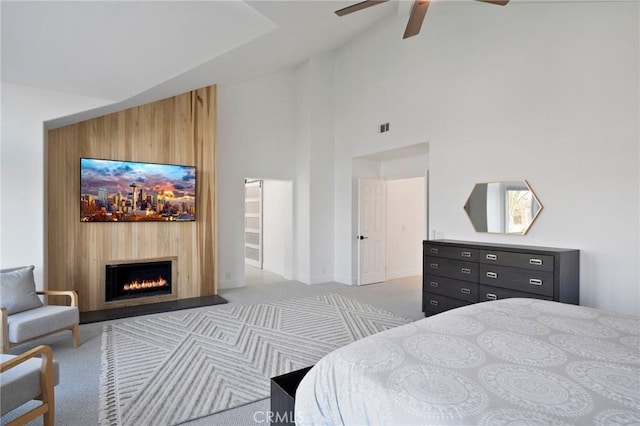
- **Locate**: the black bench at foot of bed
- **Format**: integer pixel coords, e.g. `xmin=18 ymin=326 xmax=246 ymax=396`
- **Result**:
xmin=270 ymin=366 xmax=313 ymax=426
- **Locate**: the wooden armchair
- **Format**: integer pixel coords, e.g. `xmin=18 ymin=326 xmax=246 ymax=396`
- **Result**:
xmin=1 ymin=290 xmax=79 ymax=353
xmin=0 ymin=345 xmax=57 ymax=426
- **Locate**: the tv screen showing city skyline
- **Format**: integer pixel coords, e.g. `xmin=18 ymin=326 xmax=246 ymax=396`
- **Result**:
xmin=80 ymin=158 xmax=196 ymax=222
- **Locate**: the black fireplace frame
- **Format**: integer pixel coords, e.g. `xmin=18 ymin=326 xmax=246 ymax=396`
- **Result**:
xmin=105 ymin=260 xmax=172 ymax=302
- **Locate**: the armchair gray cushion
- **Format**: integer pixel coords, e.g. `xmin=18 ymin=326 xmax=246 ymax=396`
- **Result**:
xmin=1 ymin=268 xmax=80 ymax=354
xmin=0 ymin=266 xmax=43 ymax=315
xmin=7 ymin=306 xmax=79 ymax=343
xmin=0 ymin=353 xmax=59 ymax=415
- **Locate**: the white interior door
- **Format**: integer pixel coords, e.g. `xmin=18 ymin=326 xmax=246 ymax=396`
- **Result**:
xmin=358 ymin=178 xmax=386 ymax=285
xmin=244 ymin=180 xmax=262 ymax=268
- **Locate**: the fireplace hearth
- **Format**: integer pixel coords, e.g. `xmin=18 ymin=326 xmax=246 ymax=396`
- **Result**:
xmin=105 ymin=260 xmax=172 ymax=302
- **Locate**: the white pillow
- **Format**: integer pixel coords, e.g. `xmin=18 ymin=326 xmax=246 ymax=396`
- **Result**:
xmin=0 ymin=265 xmax=43 ymax=315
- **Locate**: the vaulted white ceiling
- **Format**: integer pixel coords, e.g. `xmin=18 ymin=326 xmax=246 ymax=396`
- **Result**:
xmin=1 ymin=0 xmax=397 ymax=106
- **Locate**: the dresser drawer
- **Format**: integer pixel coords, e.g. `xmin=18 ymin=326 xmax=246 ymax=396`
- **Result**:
xmin=424 ymin=256 xmax=478 ymax=282
xmin=424 ymin=244 xmax=479 ymax=261
xmin=479 ymin=264 xmax=554 ymax=297
xmin=480 ymin=250 xmax=554 ymax=272
xmin=424 ymin=274 xmax=478 ymax=303
xmin=423 ymin=293 xmax=472 ymax=315
xmin=479 ymin=284 xmax=553 ymax=302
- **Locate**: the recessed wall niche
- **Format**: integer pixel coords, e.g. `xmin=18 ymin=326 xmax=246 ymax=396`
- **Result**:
xmin=46 ymin=85 xmax=217 ymax=312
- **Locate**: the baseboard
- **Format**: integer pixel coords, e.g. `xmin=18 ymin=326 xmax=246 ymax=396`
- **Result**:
xmin=334 ymin=274 xmax=355 ymax=285
xmin=282 ymin=270 xmax=293 ymax=280
xmin=310 ymin=274 xmax=334 ymax=285
xmin=293 ymin=273 xmax=311 ymax=285
xmin=217 ymin=280 xmax=246 ymax=290
xmin=387 ymin=269 xmax=421 ymax=280
xmin=262 ymin=262 xmax=285 ymax=277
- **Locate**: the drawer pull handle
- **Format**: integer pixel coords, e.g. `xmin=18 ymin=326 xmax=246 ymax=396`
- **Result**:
xmin=486 ymin=254 xmax=498 ymax=261
xmin=486 ymin=293 xmax=498 ymax=300
xmin=461 ymin=268 xmax=471 ymax=274
xmin=461 ymin=251 xmax=472 ymax=258
xmin=486 ymin=272 xmax=498 ymax=279
xmin=430 ymin=300 xmax=439 ymax=306
xmin=529 ymin=278 xmax=543 ymax=286
xmin=430 ymin=281 xmax=439 ymax=287
xmin=461 ymin=288 xmax=471 ymax=295
xmin=529 ymin=258 xmax=543 ymax=266
xmin=430 ymin=248 xmax=439 ymax=254
xmin=430 ymin=263 xmax=439 ymax=269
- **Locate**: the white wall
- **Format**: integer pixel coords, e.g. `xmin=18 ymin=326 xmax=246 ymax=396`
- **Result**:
xmin=386 ymin=177 xmax=425 ymax=279
xmin=262 ymin=179 xmax=293 ymax=279
xmin=294 ymin=61 xmax=312 ymax=284
xmin=216 ymin=70 xmax=298 ymax=288
xmin=307 ymin=55 xmax=335 ymax=284
xmin=380 ymin=153 xmax=429 ymax=180
xmin=333 ymin=2 xmax=639 ymax=314
xmin=0 ymin=83 xmax=110 ymax=288
xmin=217 ymin=56 xmax=336 ymax=288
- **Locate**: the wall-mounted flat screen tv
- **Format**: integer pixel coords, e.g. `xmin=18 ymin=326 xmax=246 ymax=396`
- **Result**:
xmin=80 ymin=158 xmax=196 ymax=222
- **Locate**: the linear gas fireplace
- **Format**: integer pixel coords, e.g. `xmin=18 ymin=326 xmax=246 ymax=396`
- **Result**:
xmin=105 ymin=260 xmax=173 ymax=302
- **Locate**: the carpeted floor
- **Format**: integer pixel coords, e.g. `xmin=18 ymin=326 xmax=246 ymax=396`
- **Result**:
xmin=2 ymin=276 xmax=423 ymax=425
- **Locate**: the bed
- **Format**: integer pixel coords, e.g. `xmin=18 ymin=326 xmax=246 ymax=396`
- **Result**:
xmin=295 ymin=298 xmax=639 ymax=425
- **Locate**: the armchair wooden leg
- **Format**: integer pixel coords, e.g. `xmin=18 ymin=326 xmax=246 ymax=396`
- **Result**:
xmin=1 ymin=307 xmax=8 ymax=354
xmin=43 ymin=403 xmax=54 ymax=426
xmin=72 ymin=324 xmax=80 ymax=347
xmin=40 ymin=345 xmax=55 ymax=426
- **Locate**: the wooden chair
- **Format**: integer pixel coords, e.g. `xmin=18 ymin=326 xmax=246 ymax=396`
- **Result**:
xmin=0 ymin=345 xmax=57 ymax=426
xmin=1 ymin=290 xmax=79 ymax=353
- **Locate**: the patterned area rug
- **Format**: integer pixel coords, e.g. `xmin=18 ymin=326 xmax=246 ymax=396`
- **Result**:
xmin=99 ymin=293 xmax=411 ymax=425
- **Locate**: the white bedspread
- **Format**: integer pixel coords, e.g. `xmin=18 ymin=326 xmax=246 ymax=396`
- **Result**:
xmin=295 ymin=298 xmax=640 ymax=425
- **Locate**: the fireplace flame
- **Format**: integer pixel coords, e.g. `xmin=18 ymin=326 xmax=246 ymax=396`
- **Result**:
xmin=123 ymin=276 xmax=169 ymax=291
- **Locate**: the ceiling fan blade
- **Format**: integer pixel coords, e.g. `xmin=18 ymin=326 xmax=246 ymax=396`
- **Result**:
xmin=403 ymin=0 xmax=430 ymax=39
xmin=335 ymin=0 xmax=390 ymax=17
xmin=476 ymin=0 xmax=509 ymax=5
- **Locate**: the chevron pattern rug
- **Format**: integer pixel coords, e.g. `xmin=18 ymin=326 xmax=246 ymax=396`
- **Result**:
xmin=98 ymin=293 xmax=411 ymax=425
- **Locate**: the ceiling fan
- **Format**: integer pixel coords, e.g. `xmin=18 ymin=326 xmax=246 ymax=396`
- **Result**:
xmin=335 ymin=0 xmax=509 ymax=39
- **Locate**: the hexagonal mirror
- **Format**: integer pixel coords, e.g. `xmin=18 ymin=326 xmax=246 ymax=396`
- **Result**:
xmin=463 ymin=180 xmax=543 ymax=235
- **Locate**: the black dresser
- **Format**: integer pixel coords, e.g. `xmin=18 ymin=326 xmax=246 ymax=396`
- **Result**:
xmin=422 ymin=240 xmax=579 ymax=316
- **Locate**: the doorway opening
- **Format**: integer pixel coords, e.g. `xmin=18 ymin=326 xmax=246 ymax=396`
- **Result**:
xmin=244 ymin=180 xmax=263 ymax=269
xmin=244 ymin=178 xmax=294 ymax=286
xmin=353 ymin=142 xmax=428 ymax=286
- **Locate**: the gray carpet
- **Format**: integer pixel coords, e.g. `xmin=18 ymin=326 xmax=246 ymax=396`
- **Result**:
xmin=99 ymin=293 xmax=411 ymax=425
xmin=1 ymin=276 xmax=423 ymax=425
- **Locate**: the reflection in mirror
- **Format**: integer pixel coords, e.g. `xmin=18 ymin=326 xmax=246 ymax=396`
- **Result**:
xmin=463 ymin=180 xmax=543 ymax=235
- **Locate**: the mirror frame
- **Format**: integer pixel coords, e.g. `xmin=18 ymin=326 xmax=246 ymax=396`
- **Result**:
xmin=463 ymin=180 xmax=543 ymax=235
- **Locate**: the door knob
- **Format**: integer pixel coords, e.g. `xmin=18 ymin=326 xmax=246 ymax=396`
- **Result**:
xmin=358 ymin=235 xmax=369 ymax=240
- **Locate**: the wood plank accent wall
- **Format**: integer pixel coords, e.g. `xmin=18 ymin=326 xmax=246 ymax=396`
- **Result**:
xmin=46 ymin=85 xmax=216 ymax=312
